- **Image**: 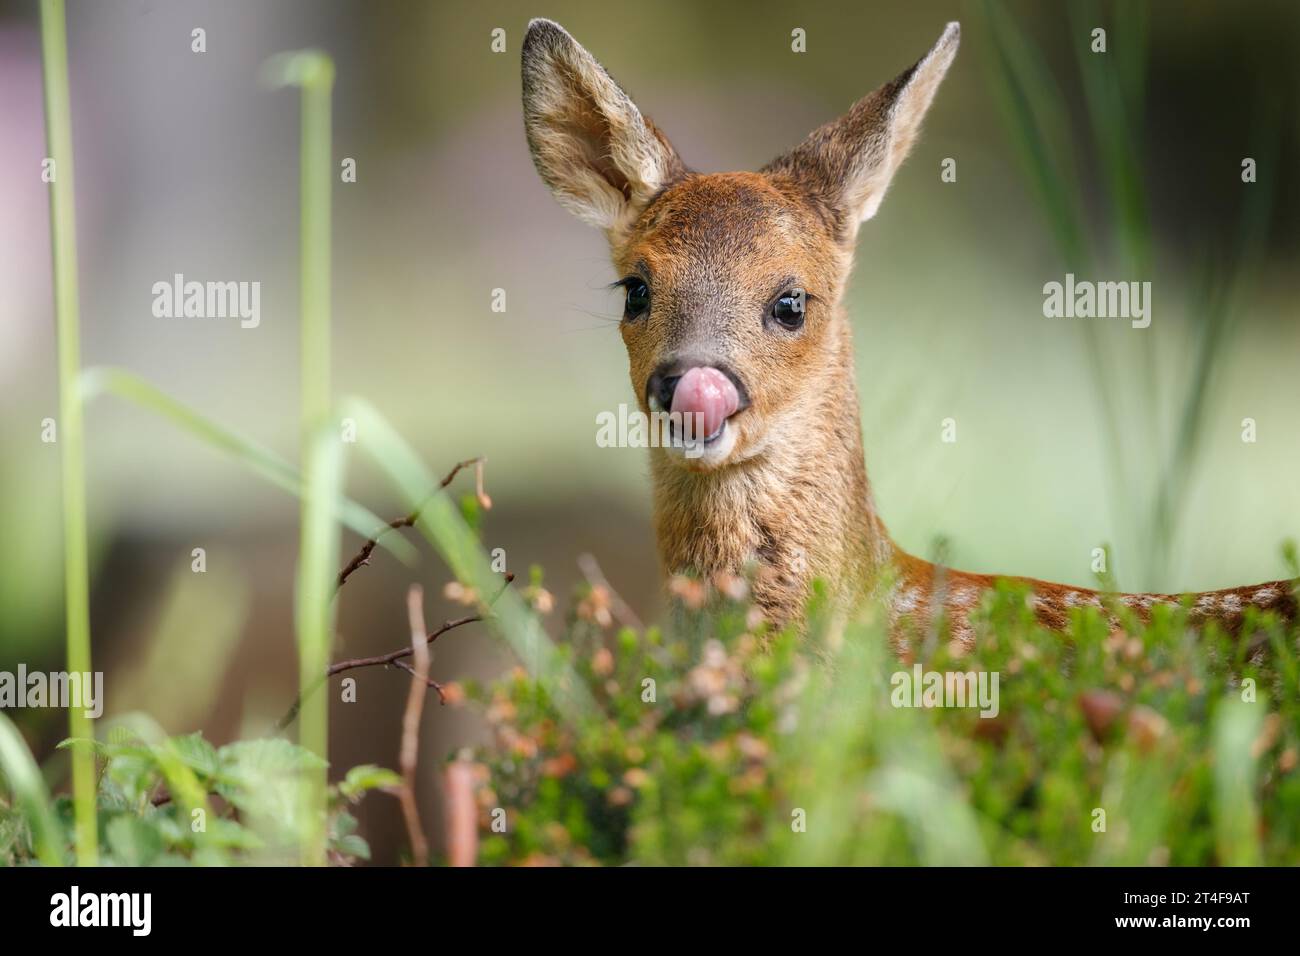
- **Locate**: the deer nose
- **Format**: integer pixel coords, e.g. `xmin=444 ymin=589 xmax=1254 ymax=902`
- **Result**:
xmin=646 ymin=360 xmax=749 ymax=439
xmin=646 ymin=359 xmax=750 ymax=412
xmin=646 ymin=368 xmax=683 ymax=412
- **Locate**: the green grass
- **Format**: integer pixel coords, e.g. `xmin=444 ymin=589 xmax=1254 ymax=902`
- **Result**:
xmin=0 ymin=714 xmax=63 ymax=866
xmin=266 ymin=48 xmax=338 ymax=867
xmin=79 ymin=366 xmax=416 ymax=560
xmin=39 ymin=0 xmax=95 ymax=867
xmin=8 ymin=24 xmax=587 ymax=865
xmin=980 ymin=0 xmax=1276 ymax=588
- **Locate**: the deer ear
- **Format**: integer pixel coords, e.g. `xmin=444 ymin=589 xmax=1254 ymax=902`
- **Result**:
xmin=764 ymin=22 xmax=959 ymax=236
xmin=522 ymin=19 xmax=686 ymax=236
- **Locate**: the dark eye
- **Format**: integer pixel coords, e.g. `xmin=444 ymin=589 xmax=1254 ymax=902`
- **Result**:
xmin=623 ymin=279 xmax=650 ymax=319
xmin=771 ymin=290 xmax=806 ymax=330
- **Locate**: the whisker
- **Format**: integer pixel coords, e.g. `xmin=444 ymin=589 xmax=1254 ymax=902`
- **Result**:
xmin=561 ymin=324 xmax=622 ymax=334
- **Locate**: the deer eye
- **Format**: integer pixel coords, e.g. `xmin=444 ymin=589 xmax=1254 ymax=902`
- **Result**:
xmin=622 ymin=279 xmax=651 ymax=319
xmin=771 ymin=291 xmax=805 ymax=330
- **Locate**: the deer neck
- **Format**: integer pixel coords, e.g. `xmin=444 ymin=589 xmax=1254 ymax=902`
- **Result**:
xmin=648 ymin=329 xmax=893 ymax=624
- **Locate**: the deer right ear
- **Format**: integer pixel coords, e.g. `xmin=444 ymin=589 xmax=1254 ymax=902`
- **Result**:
xmin=521 ymin=19 xmax=685 ymax=237
xmin=764 ymin=22 xmax=960 ymax=239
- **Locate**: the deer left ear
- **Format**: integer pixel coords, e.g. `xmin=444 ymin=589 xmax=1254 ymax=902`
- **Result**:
xmin=764 ymin=22 xmax=959 ymax=237
xmin=522 ymin=19 xmax=686 ymax=238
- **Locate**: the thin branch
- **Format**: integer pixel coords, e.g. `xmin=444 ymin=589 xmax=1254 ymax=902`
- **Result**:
xmin=335 ymin=457 xmax=489 ymax=591
xmin=393 ymin=658 xmax=445 ymax=704
xmin=398 ymin=585 xmax=430 ymax=866
xmin=327 ymin=615 xmax=481 ymax=676
xmin=578 ymin=552 xmax=644 ymax=631
xmin=328 ymin=573 xmax=514 ymax=674
xmin=272 ymin=572 xmax=514 ymax=733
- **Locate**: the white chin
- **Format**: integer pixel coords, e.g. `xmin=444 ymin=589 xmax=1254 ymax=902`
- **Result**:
xmin=662 ymin=419 xmax=738 ymax=468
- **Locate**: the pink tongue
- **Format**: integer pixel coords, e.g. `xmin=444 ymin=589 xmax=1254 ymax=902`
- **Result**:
xmin=670 ymin=367 xmax=739 ymax=441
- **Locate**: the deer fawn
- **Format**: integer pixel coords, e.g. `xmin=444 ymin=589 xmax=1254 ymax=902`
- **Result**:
xmin=521 ymin=18 xmax=1296 ymax=646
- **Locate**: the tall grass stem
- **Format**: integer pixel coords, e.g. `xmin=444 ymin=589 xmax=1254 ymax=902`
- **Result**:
xmin=39 ymin=0 xmax=96 ymax=867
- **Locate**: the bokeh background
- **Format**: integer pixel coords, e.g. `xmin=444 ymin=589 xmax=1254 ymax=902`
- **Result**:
xmin=1 ymin=0 xmax=1297 ymax=863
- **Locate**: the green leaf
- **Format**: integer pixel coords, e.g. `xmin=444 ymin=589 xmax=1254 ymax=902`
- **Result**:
xmin=338 ymin=764 xmax=401 ymax=801
xmin=106 ymin=814 xmax=164 ymax=866
xmin=168 ymin=732 xmax=219 ymax=779
xmin=0 ymin=813 xmax=24 ymax=866
xmin=151 ymin=739 xmax=212 ymax=820
xmin=215 ymin=738 xmax=329 ymax=845
xmin=218 ymin=738 xmax=329 ymax=778
xmin=333 ymin=834 xmax=370 ymax=860
xmin=330 ymin=809 xmax=359 ymax=839
xmin=56 ymin=736 xmax=115 ymax=760
xmin=95 ymin=776 xmax=133 ymax=813
xmin=328 ymin=812 xmax=369 ymax=861
xmin=204 ymin=816 xmax=265 ymax=851
xmin=105 ymin=749 xmax=161 ymax=806
xmin=0 ymin=715 xmax=65 ymax=866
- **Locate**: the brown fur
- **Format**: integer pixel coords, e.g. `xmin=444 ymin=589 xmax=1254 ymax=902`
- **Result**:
xmin=521 ymin=19 xmax=1297 ymax=642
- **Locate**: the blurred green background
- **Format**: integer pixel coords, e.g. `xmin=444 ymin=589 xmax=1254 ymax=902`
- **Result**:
xmin=1 ymin=0 xmax=1297 ymax=862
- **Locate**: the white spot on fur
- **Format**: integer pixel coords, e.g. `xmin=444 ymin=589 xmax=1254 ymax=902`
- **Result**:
xmin=894 ymin=587 xmax=922 ymax=614
xmin=948 ymin=620 xmax=974 ymax=650
xmin=949 ymin=586 xmax=979 ymax=608
xmin=1252 ymin=587 xmax=1280 ymax=607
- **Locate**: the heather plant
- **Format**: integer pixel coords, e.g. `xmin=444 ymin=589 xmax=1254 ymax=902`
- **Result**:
xmin=452 ymin=566 xmax=1300 ymax=866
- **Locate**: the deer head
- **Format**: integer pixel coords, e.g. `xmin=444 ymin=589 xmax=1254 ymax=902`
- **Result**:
xmin=522 ymin=18 xmax=959 ymax=621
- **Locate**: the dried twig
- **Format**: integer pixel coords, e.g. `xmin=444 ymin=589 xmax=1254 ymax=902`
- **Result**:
xmin=398 ymin=585 xmax=430 ymax=865
xmin=578 ymin=552 xmax=644 ymax=631
xmin=444 ymin=760 xmax=479 ymax=868
xmin=327 ymin=614 xmax=481 ymax=677
xmin=335 ymin=457 xmax=490 ymax=591
xmin=393 ymin=658 xmax=445 ymax=704
xmin=272 ymin=573 xmax=514 ymax=733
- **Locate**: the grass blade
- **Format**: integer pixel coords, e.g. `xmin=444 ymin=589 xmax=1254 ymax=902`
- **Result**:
xmin=0 ymin=714 xmax=65 ymax=867
xmin=79 ymin=367 xmax=415 ymax=564
xmin=294 ymin=425 xmax=342 ymax=865
xmin=39 ymin=0 xmax=96 ymax=866
xmin=1212 ymin=699 xmax=1262 ymax=865
xmin=269 ymin=49 xmax=337 ymax=865
xmin=979 ymin=0 xmax=1091 ymax=268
